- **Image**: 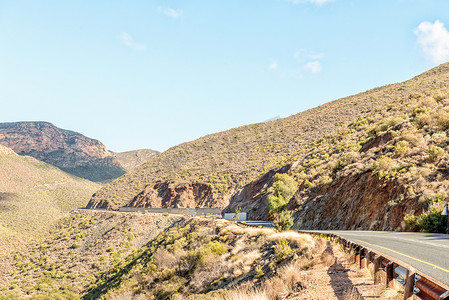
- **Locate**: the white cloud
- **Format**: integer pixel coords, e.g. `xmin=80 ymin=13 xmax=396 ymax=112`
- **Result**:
xmin=268 ymin=61 xmax=279 ymax=71
xmin=118 ymin=32 xmax=147 ymax=51
xmin=414 ymin=20 xmax=449 ymax=64
xmin=304 ymin=61 xmax=322 ymax=73
xmin=163 ymin=8 xmax=183 ymax=19
xmin=289 ymin=0 xmax=334 ymax=6
xmin=294 ymin=50 xmax=324 ymax=62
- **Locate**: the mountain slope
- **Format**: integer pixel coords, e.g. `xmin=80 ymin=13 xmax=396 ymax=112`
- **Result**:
xmin=223 ymin=63 xmax=449 ymax=231
xmin=0 ymin=145 xmax=100 ymax=251
xmin=88 ymin=63 xmax=449 ymax=211
xmin=0 ymin=122 xmax=158 ymax=182
xmin=112 ymin=149 xmax=159 ymax=171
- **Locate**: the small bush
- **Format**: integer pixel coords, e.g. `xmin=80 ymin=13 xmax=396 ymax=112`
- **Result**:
xmin=404 ymin=206 xmax=447 ymax=233
xmin=268 ymin=195 xmax=288 ymax=216
xmin=274 ymin=239 xmax=293 ymax=262
xmin=274 ymin=211 xmax=294 ymax=232
xmin=162 ymin=212 xmax=169 ymax=217
xmin=426 ymin=145 xmax=445 ymax=162
xmin=268 ymin=174 xmax=298 ymax=216
xmin=336 ymin=151 xmax=360 ymax=170
xmin=255 ymin=265 xmax=264 ymax=278
xmin=393 ymin=141 xmax=408 ymax=157
xmin=372 ymin=156 xmax=396 ymax=180
xmin=205 ymin=241 xmax=227 ymax=256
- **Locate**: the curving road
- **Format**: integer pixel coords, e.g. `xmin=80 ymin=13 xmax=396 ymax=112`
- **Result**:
xmin=244 ymin=222 xmax=449 ymax=287
xmin=303 ymin=230 xmax=449 ymax=287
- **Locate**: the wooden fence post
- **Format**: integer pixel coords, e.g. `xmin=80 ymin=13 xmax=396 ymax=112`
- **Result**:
xmin=403 ymin=270 xmax=415 ymax=300
xmin=360 ymin=248 xmax=367 ymax=269
xmin=386 ymin=262 xmax=394 ymax=288
xmin=374 ymin=256 xmax=383 ymax=284
xmin=355 ymin=246 xmax=361 ymax=266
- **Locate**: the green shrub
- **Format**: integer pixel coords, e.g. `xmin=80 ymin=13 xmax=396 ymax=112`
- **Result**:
xmin=336 ymin=151 xmax=360 ymax=170
xmin=419 ymin=192 xmax=447 ymax=210
xmin=426 ymin=145 xmax=445 ymax=162
xmin=403 ymin=214 xmax=420 ymax=232
xmin=372 ymin=156 xmax=396 ymax=180
xmin=272 ymin=173 xmax=297 ymax=200
xmin=274 ymin=210 xmax=294 ymax=232
xmin=255 ymin=265 xmax=264 ymax=278
xmin=419 ymin=207 xmax=447 ymax=233
xmin=393 ymin=141 xmax=408 ymax=157
xmin=268 ymin=194 xmax=288 ymax=216
xmin=153 ymin=275 xmax=188 ymax=300
xmin=274 ymin=239 xmax=293 ymax=262
xmin=205 ymin=241 xmax=227 ymax=256
xmin=232 ymin=207 xmax=241 ymax=221
xmin=404 ymin=206 xmax=447 ymax=233
xmin=162 ymin=212 xmax=169 ymax=217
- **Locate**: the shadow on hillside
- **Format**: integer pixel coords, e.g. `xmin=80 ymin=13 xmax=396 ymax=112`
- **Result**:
xmin=327 ymin=256 xmax=363 ymax=300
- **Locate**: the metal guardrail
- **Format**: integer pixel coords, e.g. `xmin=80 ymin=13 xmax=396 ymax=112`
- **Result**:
xmin=236 ymin=222 xmax=449 ymax=300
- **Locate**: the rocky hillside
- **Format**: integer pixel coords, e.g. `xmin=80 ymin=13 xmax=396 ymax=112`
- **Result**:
xmin=88 ymin=63 xmax=449 ymax=217
xmin=0 ymin=145 xmax=100 ymax=253
xmin=0 ymin=122 xmax=158 ymax=182
xmin=224 ymin=63 xmax=449 ymax=232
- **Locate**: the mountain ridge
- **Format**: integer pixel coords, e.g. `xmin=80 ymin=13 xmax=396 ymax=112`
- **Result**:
xmin=0 ymin=121 xmax=159 ymax=182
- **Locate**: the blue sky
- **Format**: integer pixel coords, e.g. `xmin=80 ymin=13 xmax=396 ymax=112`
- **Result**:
xmin=1 ymin=0 xmax=449 ymax=152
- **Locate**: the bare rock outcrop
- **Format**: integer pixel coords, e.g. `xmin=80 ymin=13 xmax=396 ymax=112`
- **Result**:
xmin=291 ymin=170 xmax=421 ymax=231
xmin=125 ymin=182 xmax=219 ymax=208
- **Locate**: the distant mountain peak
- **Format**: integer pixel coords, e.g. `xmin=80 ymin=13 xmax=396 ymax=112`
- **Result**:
xmin=0 ymin=122 xmax=158 ymax=182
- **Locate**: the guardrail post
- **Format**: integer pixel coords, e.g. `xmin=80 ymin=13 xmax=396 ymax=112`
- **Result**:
xmin=403 ymin=270 xmax=415 ymax=300
xmin=366 ymin=251 xmax=373 ymax=268
xmin=355 ymin=246 xmax=361 ymax=266
xmin=360 ymin=248 xmax=367 ymax=269
xmin=373 ymin=256 xmax=383 ymax=284
xmin=386 ymin=262 xmax=394 ymax=288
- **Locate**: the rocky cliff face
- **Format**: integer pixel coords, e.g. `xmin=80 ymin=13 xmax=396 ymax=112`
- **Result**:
xmin=0 ymin=122 xmax=158 ymax=182
xmin=290 ymin=170 xmax=421 ymax=230
xmin=87 ymin=181 xmax=231 ymax=210
xmin=222 ymin=164 xmax=421 ymax=230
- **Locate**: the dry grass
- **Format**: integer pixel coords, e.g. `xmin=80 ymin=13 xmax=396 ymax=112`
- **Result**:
xmin=266 ymin=231 xmax=315 ymax=249
xmin=342 ymin=287 xmax=364 ymax=300
xmin=380 ymin=288 xmax=402 ymax=299
xmin=279 ymin=262 xmax=303 ymax=289
xmin=217 ymin=288 xmax=270 ymax=300
xmin=320 ymin=251 xmax=335 ymax=267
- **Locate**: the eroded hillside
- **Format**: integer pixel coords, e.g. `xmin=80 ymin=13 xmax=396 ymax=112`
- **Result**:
xmin=89 ymin=63 xmax=449 ymax=216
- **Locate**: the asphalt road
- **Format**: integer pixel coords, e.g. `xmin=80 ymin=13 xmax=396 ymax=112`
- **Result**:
xmin=303 ymin=230 xmax=449 ymax=287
